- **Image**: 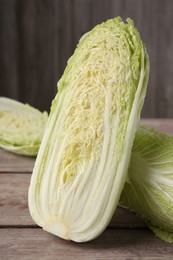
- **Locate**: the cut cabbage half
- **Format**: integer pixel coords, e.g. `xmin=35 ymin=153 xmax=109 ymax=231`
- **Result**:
xmin=0 ymin=97 xmax=48 ymax=156
xmin=28 ymin=17 xmax=149 ymax=242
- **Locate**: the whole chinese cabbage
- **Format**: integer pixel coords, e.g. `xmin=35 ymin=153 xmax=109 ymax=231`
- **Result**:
xmin=0 ymin=97 xmax=48 ymax=156
xmin=28 ymin=17 xmax=149 ymax=242
xmin=120 ymin=126 xmax=173 ymax=243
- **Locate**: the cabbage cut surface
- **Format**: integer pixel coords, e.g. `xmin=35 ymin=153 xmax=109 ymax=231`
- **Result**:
xmin=0 ymin=97 xmax=48 ymax=156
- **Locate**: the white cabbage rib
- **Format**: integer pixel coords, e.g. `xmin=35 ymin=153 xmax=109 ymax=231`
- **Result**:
xmin=28 ymin=17 xmax=149 ymax=242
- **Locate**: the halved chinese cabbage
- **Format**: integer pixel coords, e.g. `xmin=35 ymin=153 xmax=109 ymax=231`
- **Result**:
xmin=28 ymin=17 xmax=149 ymax=242
xmin=120 ymin=126 xmax=173 ymax=243
xmin=0 ymin=97 xmax=48 ymax=156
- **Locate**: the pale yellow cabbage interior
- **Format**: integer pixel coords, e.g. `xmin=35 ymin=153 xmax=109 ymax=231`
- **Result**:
xmin=50 ymin=24 xmax=140 ymax=189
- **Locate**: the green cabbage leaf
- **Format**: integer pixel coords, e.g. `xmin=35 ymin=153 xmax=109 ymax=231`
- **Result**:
xmin=28 ymin=17 xmax=149 ymax=242
xmin=0 ymin=97 xmax=48 ymax=156
xmin=120 ymin=126 xmax=173 ymax=243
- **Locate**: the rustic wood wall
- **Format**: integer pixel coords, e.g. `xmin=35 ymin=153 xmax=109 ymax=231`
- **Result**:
xmin=0 ymin=0 xmax=173 ymax=117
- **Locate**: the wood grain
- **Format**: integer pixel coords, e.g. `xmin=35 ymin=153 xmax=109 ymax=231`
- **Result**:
xmin=1 ymin=228 xmax=173 ymax=259
xmin=140 ymin=118 xmax=173 ymax=135
xmin=0 ymin=0 xmax=173 ymax=117
xmin=0 ymin=148 xmax=35 ymax=173
xmin=0 ymin=174 xmax=34 ymax=226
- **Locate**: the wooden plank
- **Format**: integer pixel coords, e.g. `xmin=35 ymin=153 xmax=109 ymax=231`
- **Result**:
xmin=111 ymin=206 xmax=144 ymax=228
xmin=0 ymin=174 xmax=34 ymax=226
xmin=140 ymin=118 xmax=173 ymax=135
xmin=0 ymin=148 xmax=35 ymax=173
xmin=0 ymin=228 xmax=172 ymax=259
xmin=0 ymin=173 xmax=144 ymax=227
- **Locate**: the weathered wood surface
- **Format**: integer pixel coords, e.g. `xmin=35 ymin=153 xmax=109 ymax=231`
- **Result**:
xmin=0 ymin=149 xmax=35 ymax=173
xmin=141 ymin=118 xmax=173 ymax=135
xmin=1 ymin=228 xmax=173 ymax=260
xmin=0 ymin=174 xmax=34 ymax=226
xmin=0 ymin=119 xmax=173 ymax=258
xmin=0 ymin=0 xmax=173 ymax=118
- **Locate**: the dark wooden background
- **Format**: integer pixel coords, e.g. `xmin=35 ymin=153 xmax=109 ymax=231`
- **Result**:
xmin=0 ymin=0 xmax=173 ymax=117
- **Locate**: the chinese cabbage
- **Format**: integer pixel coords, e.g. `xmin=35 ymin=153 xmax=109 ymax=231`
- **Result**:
xmin=28 ymin=17 xmax=149 ymax=242
xmin=120 ymin=126 xmax=173 ymax=243
xmin=0 ymin=97 xmax=48 ymax=156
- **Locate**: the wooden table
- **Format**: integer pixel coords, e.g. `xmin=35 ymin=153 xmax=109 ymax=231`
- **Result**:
xmin=1 ymin=119 xmax=173 ymax=259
